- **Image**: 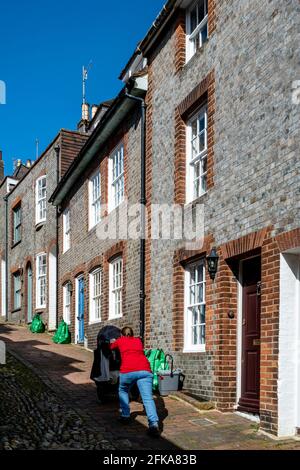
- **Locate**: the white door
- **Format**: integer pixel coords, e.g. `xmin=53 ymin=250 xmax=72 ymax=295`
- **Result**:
xmin=1 ymin=259 xmax=6 ymax=317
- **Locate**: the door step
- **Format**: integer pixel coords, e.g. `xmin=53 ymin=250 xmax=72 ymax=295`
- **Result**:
xmin=168 ymin=391 xmax=215 ymax=411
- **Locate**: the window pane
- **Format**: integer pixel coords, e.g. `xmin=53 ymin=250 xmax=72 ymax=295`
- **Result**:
xmin=190 ymin=6 xmax=197 ymax=32
xmin=201 ymin=22 xmax=208 ymax=44
xmin=199 ymin=131 xmax=206 ymax=152
xmin=198 ymin=0 xmax=205 ymax=22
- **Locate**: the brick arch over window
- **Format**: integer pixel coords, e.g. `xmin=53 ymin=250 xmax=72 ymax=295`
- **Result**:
xmin=73 ymin=265 xmax=86 ymax=279
xmin=105 ymin=241 xmax=124 ymax=263
xmin=87 ymin=256 xmax=103 ymax=274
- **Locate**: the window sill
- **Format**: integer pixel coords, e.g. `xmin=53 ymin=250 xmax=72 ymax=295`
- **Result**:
xmin=185 ymin=191 xmax=208 ymax=207
xmin=88 ymin=320 xmax=102 ymax=326
xmin=12 ymin=308 xmax=21 ymax=314
xmin=63 ymin=248 xmax=70 ymax=255
xmin=108 ymin=315 xmax=122 ymax=321
xmin=183 ymin=347 xmax=206 ymax=354
xmin=180 ymin=37 xmax=210 ymax=75
xmin=88 ymin=221 xmax=101 ymax=233
xmin=35 ymin=221 xmax=46 ymax=231
xmin=11 ymin=240 xmax=21 ymax=249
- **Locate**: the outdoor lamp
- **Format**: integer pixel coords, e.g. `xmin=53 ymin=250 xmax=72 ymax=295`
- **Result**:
xmin=67 ymin=283 xmax=73 ymax=295
xmin=207 ymin=247 xmax=219 ymax=280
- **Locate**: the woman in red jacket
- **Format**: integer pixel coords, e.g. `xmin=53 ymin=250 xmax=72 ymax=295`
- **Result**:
xmin=110 ymin=326 xmax=159 ymax=437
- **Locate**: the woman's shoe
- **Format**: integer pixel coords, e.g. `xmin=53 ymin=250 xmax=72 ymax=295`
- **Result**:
xmin=147 ymin=426 xmax=160 ymax=437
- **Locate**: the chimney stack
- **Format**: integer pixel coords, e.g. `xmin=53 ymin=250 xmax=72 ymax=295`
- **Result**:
xmin=77 ymin=103 xmax=90 ymax=133
xmin=82 ymin=103 xmax=90 ymax=121
xmin=0 ymin=150 xmax=4 ymax=183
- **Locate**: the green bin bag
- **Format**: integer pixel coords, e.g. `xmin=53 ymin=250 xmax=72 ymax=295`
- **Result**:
xmin=29 ymin=314 xmax=45 ymax=333
xmin=52 ymin=320 xmax=71 ymax=344
xmin=145 ymin=349 xmax=169 ymax=391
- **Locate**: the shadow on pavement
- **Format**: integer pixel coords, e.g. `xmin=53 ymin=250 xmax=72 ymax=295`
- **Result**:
xmin=0 ymin=324 xmax=179 ymax=450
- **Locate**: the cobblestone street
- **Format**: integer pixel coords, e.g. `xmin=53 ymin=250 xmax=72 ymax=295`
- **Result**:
xmin=1 ymin=324 xmax=300 ymax=451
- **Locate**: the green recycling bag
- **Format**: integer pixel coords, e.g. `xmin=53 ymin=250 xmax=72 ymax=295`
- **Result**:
xmin=52 ymin=320 xmax=71 ymax=344
xmin=29 ymin=314 xmax=45 ymax=333
xmin=144 ymin=349 xmax=169 ymax=391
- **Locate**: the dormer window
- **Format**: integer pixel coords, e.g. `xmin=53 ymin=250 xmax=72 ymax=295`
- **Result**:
xmin=186 ymin=0 xmax=208 ymax=62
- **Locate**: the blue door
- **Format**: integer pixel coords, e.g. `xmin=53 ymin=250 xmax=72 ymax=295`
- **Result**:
xmin=78 ymin=277 xmax=85 ymax=344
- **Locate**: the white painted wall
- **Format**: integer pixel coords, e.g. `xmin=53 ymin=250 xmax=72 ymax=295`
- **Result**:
xmin=278 ymin=253 xmax=300 ymax=437
xmin=1 ymin=259 xmax=6 ymax=316
xmin=48 ymin=247 xmax=57 ymax=331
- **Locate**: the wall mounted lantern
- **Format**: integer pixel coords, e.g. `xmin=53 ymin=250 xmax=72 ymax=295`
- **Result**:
xmin=206 ymin=247 xmax=219 ymax=281
xmin=67 ymin=282 xmax=73 ymax=295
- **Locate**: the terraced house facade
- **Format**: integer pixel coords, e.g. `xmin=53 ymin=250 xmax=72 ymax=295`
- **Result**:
xmin=50 ymin=77 xmax=148 ymax=351
xmin=135 ymin=0 xmax=299 ymax=438
xmin=1 ymin=0 xmax=299 ymax=440
xmin=0 ymin=130 xmax=87 ymax=329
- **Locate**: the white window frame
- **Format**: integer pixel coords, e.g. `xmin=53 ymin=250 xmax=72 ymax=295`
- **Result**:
xmin=186 ymin=0 xmax=208 ymax=62
xmin=184 ymin=259 xmax=206 ymax=352
xmin=88 ymin=170 xmax=101 ymax=230
xmin=63 ymin=207 xmax=71 ymax=253
xmin=63 ymin=283 xmax=71 ymax=325
xmin=13 ymin=204 xmax=22 ymax=244
xmin=36 ymin=253 xmax=47 ymax=309
xmin=109 ymin=257 xmax=123 ymax=319
xmin=13 ymin=272 xmax=21 ymax=310
xmin=186 ymin=104 xmax=208 ymax=203
xmin=108 ymin=143 xmax=125 ymax=212
xmin=89 ymin=268 xmax=102 ymax=324
xmin=35 ymin=176 xmax=47 ymax=224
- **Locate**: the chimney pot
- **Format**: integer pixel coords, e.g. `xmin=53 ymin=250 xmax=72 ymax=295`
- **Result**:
xmin=91 ymin=105 xmax=98 ymax=119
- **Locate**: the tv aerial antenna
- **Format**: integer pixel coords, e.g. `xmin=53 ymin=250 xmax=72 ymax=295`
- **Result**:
xmin=82 ymin=60 xmax=93 ymax=105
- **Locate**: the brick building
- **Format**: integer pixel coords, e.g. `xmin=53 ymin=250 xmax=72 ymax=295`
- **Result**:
xmin=50 ymin=77 xmax=147 ymax=350
xmin=0 ymin=130 xmax=87 ymax=329
xmin=130 ymin=0 xmax=299 ymax=438
xmin=1 ymin=0 xmax=299 ymax=440
xmin=0 ymin=153 xmax=21 ymax=320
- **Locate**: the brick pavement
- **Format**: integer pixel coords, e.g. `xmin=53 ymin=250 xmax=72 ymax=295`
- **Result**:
xmin=1 ymin=323 xmax=300 ymax=451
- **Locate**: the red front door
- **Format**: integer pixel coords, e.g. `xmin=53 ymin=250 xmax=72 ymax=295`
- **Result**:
xmin=238 ymin=256 xmax=261 ymax=413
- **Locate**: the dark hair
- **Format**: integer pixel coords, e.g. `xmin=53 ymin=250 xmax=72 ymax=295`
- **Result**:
xmin=121 ymin=326 xmax=134 ymax=337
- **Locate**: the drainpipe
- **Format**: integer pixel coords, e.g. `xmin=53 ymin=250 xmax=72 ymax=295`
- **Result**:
xmin=4 ymin=195 xmax=8 ymax=322
xmin=125 ymin=92 xmax=147 ymax=344
xmin=54 ymin=145 xmax=60 ymax=329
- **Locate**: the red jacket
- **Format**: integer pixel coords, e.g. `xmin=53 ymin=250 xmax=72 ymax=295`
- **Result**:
xmin=110 ymin=336 xmax=151 ymax=374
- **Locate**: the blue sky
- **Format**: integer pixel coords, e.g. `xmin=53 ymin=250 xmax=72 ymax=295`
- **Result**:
xmin=0 ymin=0 xmax=164 ymax=176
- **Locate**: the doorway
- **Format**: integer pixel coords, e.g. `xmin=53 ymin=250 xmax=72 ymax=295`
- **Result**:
xmin=75 ymin=276 xmax=85 ymax=344
xmin=26 ymin=263 xmax=33 ymax=323
xmin=238 ymin=255 xmax=261 ymax=414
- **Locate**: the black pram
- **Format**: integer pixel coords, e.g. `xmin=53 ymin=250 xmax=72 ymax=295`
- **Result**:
xmin=90 ymin=325 xmax=139 ymax=403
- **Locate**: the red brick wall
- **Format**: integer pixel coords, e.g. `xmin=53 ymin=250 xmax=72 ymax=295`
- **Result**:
xmin=260 ymin=231 xmax=280 ymax=434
